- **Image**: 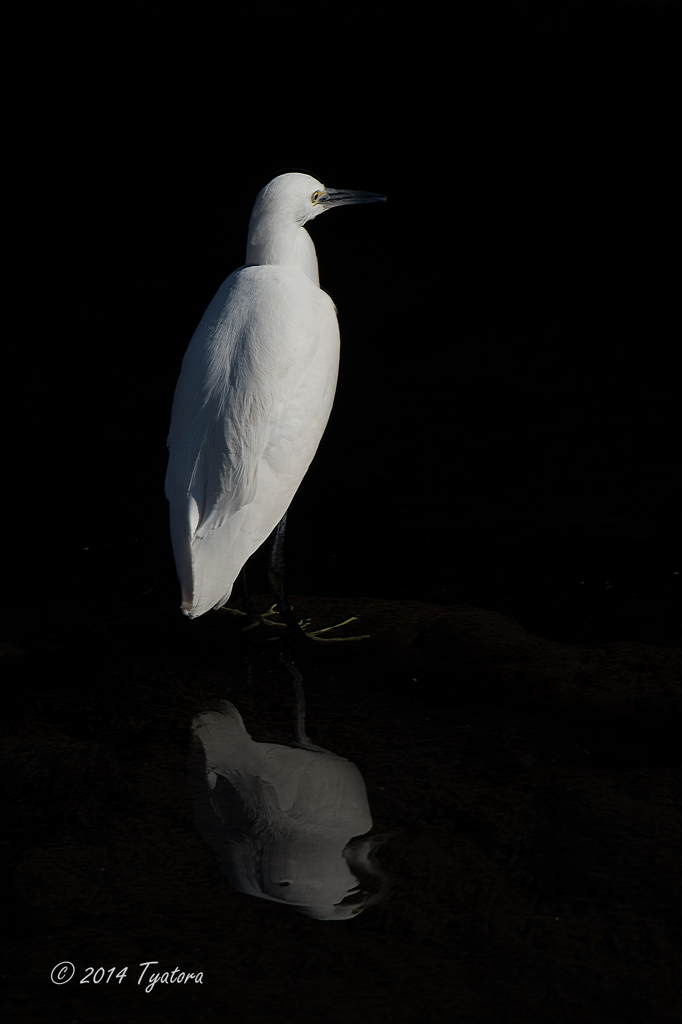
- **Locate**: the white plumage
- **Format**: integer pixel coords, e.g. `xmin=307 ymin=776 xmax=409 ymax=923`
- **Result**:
xmin=188 ymin=700 xmax=387 ymax=919
xmin=165 ymin=172 xmax=385 ymax=618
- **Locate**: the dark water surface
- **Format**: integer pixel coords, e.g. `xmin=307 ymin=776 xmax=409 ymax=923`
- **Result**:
xmin=4 ymin=568 xmax=681 ymax=1023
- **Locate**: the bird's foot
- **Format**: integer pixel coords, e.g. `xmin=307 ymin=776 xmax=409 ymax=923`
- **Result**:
xmin=220 ymin=604 xmax=369 ymax=641
xmin=219 ymin=603 xmax=290 ymax=632
xmin=298 ymin=616 xmax=370 ymax=642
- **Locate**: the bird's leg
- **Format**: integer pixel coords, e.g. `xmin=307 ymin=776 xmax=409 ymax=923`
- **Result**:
xmin=219 ymin=568 xmax=288 ymax=632
xmin=267 ymin=513 xmax=307 ymax=636
xmin=278 ymin=651 xmax=328 ymax=751
xmin=240 ymin=568 xmax=253 ymax=616
xmin=267 ymin=514 xmax=370 ymax=642
xmin=221 ymin=514 xmax=371 ymax=640
xmin=238 ymin=569 xmax=280 ymax=630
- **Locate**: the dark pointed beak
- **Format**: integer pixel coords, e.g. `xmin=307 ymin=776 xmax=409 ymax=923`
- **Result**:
xmin=321 ymin=188 xmax=387 ymax=208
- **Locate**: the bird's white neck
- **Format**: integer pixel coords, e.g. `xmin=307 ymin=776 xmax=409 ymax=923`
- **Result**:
xmin=245 ymin=220 xmax=320 ymax=286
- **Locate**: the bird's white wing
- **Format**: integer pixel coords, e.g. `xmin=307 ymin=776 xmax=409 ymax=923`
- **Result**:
xmin=165 ymin=265 xmax=339 ymax=615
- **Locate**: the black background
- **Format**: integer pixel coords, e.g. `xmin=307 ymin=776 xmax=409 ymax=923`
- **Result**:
xmin=5 ymin=3 xmax=678 ymax=648
xmin=3 ymin=4 xmax=680 ymax=1023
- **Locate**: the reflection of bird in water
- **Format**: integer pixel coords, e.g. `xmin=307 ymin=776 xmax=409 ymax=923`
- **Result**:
xmin=165 ymin=172 xmax=385 ymax=627
xmin=188 ymin=697 xmax=390 ymax=919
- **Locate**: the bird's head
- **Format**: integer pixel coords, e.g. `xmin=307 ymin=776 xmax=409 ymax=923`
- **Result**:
xmin=245 ymin=172 xmax=385 ymax=278
xmin=251 ymin=171 xmax=385 ymax=228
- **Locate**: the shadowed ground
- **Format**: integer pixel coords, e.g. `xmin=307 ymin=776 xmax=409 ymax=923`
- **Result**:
xmin=3 ymin=591 xmax=681 ymax=1023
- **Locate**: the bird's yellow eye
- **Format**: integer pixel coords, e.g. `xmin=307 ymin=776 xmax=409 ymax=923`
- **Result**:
xmin=311 ymin=190 xmax=322 ymax=204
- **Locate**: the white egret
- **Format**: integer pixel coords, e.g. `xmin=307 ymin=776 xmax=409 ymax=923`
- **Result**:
xmin=188 ymin=699 xmax=389 ymax=919
xmin=165 ymin=172 xmax=385 ymax=624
